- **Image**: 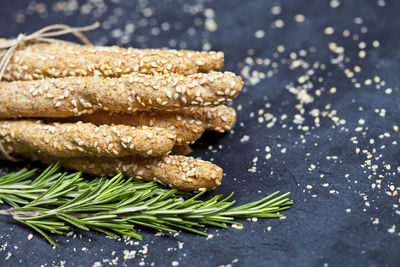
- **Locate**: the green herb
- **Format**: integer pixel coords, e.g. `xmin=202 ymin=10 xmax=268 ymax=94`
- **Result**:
xmin=0 ymin=163 xmax=293 ymax=247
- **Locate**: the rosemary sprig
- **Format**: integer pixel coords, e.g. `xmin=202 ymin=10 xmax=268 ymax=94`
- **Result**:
xmin=0 ymin=163 xmax=293 ymax=247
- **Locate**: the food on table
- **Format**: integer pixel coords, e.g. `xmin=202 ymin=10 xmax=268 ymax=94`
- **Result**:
xmin=0 ymin=72 xmax=242 ymax=118
xmin=2 ymin=42 xmax=224 ymax=80
xmin=52 ymin=105 xmax=236 ymax=144
xmin=41 ymin=155 xmax=223 ymax=191
xmin=0 ymin=39 xmax=242 ymax=191
xmin=0 ymin=120 xmax=176 ymax=157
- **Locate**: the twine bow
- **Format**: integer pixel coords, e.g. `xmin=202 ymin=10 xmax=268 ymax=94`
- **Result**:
xmin=0 ymin=22 xmax=100 ymax=161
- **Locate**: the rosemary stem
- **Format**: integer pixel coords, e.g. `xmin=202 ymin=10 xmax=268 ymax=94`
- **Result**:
xmin=0 ymin=208 xmax=42 ymax=218
xmin=0 ymin=208 xmax=13 ymax=216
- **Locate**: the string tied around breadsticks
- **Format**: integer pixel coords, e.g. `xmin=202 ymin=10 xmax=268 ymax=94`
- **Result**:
xmin=0 ymin=22 xmax=100 ymax=161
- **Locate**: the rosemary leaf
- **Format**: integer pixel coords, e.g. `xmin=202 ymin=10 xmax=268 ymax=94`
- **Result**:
xmin=0 ymin=163 xmax=293 ymax=247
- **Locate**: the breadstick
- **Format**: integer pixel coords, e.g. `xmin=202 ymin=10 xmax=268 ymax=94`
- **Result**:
xmin=176 ymin=50 xmax=224 ymax=73
xmin=54 ymin=43 xmax=225 ymax=72
xmin=53 ymin=105 xmax=235 ymax=144
xmin=1 ymin=41 xmax=225 ymax=81
xmin=0 ymin=72 xmax=242 ymax=118
xmin=129 ymin=48 xmax=224 ymax=73
xmin=171 ymin=145 xmax=193 ymax=155
xmin=2 ymin=42 xmax=199 ymax=81
xmin=57 ymin=110 xmax=205 ymax=145
xmin=0 ymin=120 xmax=176 ymax=158
xmin=204 ymin=106 xmax=237 ymax=132
xmin=40 ymin=155 xmax=223 ymax=191
xmin=54 ymin=105 xmax=235 ymax=144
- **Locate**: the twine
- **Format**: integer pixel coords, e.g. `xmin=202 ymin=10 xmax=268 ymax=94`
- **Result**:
xmin=0 ymin=22 xmax=100 ymax=161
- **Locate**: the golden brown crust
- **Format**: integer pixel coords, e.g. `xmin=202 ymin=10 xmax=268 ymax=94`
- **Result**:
xmin=50 ymin=105 xmax=236 ymax=144
xmin=178 ymin=50 xmax=224 ymax=72
xmin=2 ymin=42 xmax=225 ymax=81
xmin=203 ymin=105 xmax=237 ymax=132
xmin=41 ymin=155 xmax=223 ymax=191
xmin=2 ymin=42 xmax=198 ymax=80
xmin=132 ymin=48 xmax=224 ymax=73
xmin=57 ymin=110 xmax=206 ymax=145
xmin=0 ymin=72 xmax=243 ymax=118
xmin=0 ymin=120 xmax=176 ymax=158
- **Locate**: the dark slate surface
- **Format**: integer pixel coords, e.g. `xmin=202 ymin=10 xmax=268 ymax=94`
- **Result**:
xmin=0 ymin=0 xmax=399 ymax=266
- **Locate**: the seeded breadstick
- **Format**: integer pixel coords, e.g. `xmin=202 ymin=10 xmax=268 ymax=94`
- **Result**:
xmin=175 ymin=50 xmax=224 ymax=72
xmin=204 ymin=106 xmax=237 ymax=132
xmin=57 ymin=105 xmax=235 ymax=144
xmin=0 ymin=120 xmax=176 ymax=158
xmin=57 ymin=105 xmax=235 ymax=143
xmin=61 ymin=110 xmax=205 ymax=145
xmin=61 ymin=44 xmax=225 ymax=72
xmin=129 ymin=48 xmax=224 ymax=73
xmin=1 ymin=41 xmax=225 ymax=81
xmin=0 ymin=72 xmax=243 ymax=118
xmin=40 ymin=155 xmax=223 ymax=191
xmin=2 ymin=42 xmax=199 ymax=81
xmin=181 ymin=105 xmax=236 ymax=132
xmin=176 ymin=105 xmax=236 ymax=132
xmin=52 ymin=43 xmax=225 ymax=72
xmin=171 ymin=145 xmax=193 ymax=155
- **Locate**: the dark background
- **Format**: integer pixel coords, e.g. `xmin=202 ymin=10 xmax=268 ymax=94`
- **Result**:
xmin=1 ymin=0 xmax=400 ymax=266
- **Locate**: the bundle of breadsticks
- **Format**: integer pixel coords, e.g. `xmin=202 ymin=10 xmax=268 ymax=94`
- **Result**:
xmin=0 ymin=41 xmax=243 ymax=191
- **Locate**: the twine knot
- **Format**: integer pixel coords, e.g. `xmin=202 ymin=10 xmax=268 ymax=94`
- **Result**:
xmin=16 ymin=33 xmax=26 ymax=43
